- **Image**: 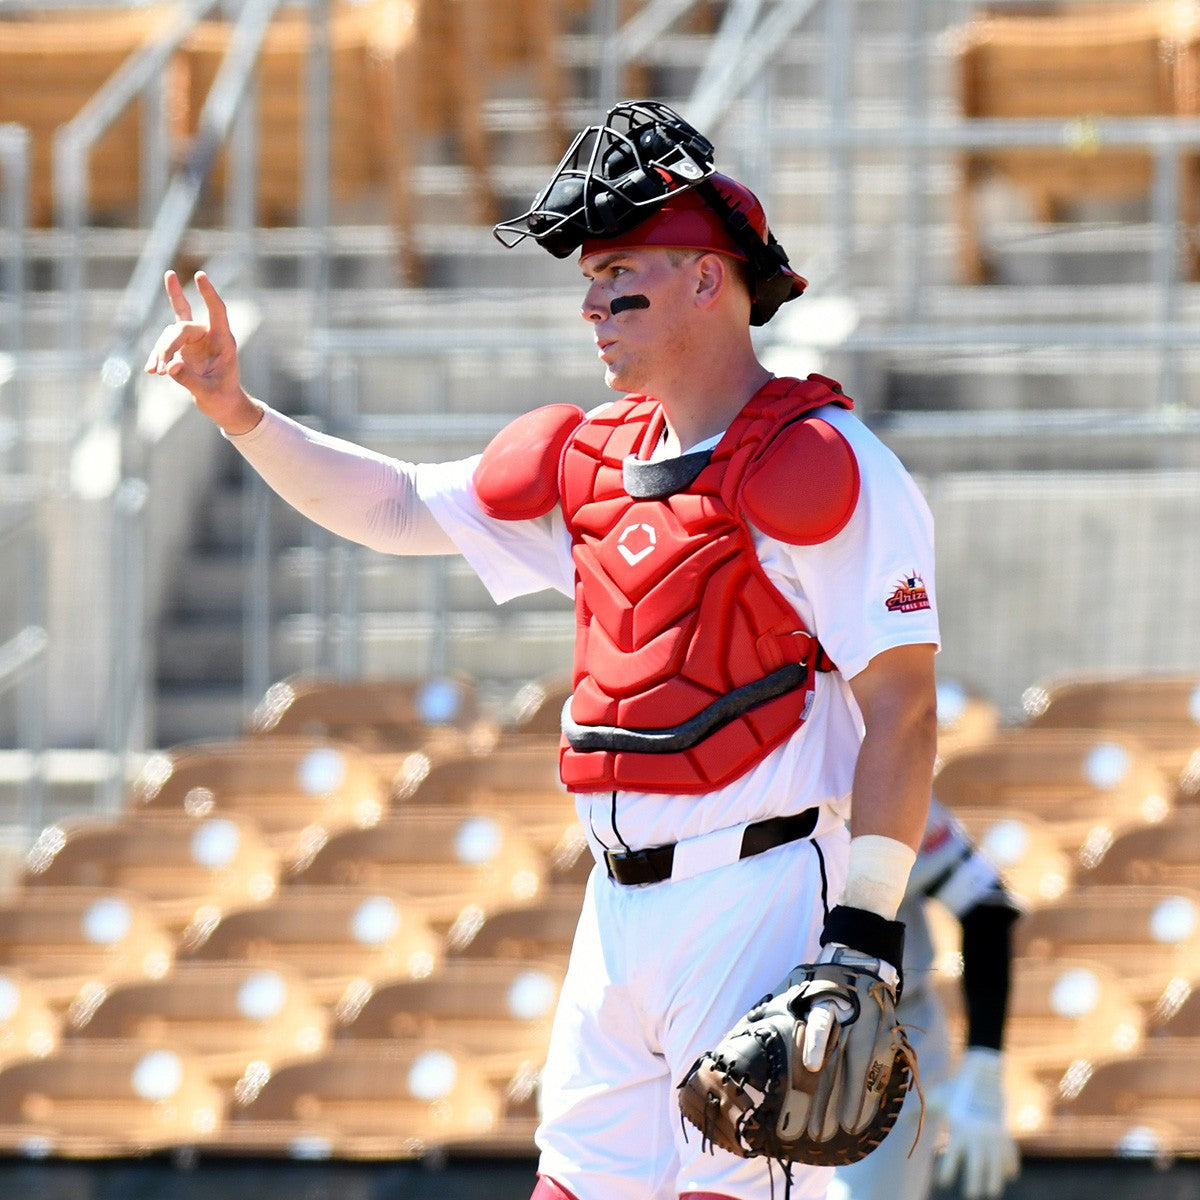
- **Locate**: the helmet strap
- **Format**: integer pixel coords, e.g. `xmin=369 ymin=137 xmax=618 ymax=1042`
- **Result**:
xmin=694 ymin=179 xmax=796 ymax=325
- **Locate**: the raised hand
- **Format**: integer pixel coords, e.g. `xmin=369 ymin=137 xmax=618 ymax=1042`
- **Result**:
xmin=144 ymin=270 xmax=261 ymax=435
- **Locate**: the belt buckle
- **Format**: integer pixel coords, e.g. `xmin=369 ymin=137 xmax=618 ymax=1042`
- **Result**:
xmin=604 ymin=843 xmax=671 ymax=884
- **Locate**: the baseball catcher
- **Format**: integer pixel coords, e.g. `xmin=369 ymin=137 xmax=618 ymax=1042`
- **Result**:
xmin=150 ymin=96 xmax=942 ymax=1200
xmin=679 ymin=903 xmax=919 ymax=1172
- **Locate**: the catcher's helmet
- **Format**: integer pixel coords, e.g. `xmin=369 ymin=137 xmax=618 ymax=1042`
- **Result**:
xmin=493 ymin=100 xmax=806 ymax=326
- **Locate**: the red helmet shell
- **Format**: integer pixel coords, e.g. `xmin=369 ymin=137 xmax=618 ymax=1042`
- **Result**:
xmin=579 ymin=172 xmax=807 ymax=300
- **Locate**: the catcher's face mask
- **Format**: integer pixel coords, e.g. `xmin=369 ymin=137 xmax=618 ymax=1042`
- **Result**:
xmin=493 ymin=100 xmax=806 ymax=326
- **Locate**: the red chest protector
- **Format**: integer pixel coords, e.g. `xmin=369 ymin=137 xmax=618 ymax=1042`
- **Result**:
xmin=553 ymin=375 xmax=856 ymax=794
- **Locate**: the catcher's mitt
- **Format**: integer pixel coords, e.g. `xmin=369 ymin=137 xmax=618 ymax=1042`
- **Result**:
xmin=678 ymin=949 xmax=919 ymax=1168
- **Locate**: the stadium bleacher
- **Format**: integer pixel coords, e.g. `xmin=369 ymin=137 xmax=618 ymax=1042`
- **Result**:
xmin=2 ymin=0 xmax=1200 ymax=1190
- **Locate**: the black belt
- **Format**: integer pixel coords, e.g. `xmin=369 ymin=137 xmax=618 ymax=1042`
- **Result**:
xmin=603 ymin=807 xmax=820 ymax=886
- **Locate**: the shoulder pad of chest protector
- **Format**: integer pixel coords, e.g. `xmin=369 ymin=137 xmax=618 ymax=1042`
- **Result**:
xmin=739 ymin=416 xmax=860 ymax=545
xmin=474 ymin=404 xmax=586 ymax=521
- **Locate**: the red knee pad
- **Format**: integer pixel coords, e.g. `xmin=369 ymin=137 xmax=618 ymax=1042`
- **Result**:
xmin=530 ymin=1177 xmax=580 ymax=1200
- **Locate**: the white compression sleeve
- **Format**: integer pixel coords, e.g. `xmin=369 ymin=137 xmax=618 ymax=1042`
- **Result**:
xmin=226 ymin=406 xmax=458 ymax=555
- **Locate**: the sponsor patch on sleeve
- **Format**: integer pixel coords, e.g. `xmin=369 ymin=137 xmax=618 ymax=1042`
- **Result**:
xmin=885 ymin=572 xmax=931 ymax=614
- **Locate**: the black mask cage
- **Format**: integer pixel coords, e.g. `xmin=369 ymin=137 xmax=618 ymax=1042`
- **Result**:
xmin=492 ymin=100 xmax=716 ymax=258
xmin=494 ymin=102 xmax=804 ymax=325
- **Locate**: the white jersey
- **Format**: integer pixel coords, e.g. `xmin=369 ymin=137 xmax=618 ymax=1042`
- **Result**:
xmin=417 ymin=401 xmax=941 ymax=852
xmin=230 ymin=393 xmax=939 ymax=1200
xmin=231 ymin=399 xmax=939 ymax=849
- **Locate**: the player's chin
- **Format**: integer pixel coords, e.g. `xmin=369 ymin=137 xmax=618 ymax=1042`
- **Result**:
xmin=600 ymin=363 xmax=639 ymax=394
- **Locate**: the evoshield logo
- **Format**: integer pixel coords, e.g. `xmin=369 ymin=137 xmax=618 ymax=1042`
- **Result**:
xmin=617 ymin=522 xmax=657 ymax=566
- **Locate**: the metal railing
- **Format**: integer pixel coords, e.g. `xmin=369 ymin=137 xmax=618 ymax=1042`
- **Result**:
xmin=53 ymin=0 xmax=222 ymax=357
xmin=687 ymin=0 xmax=821 ymax=132
xmin=767 ymin=114 xmax=1200 ymax=409
xmin=0 ymin=0 xmax=301 ymax=819
xmin=284 ymin=0 xmax=1200 ymax=687
xmin=0 ymin=124 xmax=28 ymax=364
xmin=91 ymin=0 xmax=285 ymax=813
xmin=0 ymin=124 xmax=29 ymax=479
xmin=0 ymin=501 xmax=47 ymax=836
xmin=6 ymin=0 xmax=1200 ymax=817
xmin=2 ymin=0 xmax=332 ymax=818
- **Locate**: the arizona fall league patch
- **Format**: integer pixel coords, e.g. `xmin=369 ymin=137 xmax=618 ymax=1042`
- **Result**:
xmin=885 ymin=573 xmax=931 ymax=613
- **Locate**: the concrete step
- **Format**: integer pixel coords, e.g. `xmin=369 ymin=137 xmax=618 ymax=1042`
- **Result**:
xmin=194 ymin=484 xmax=312 ymax=554
xmin=155 ymin=611 xmax=576 ymax=690
xmin=170 ymin=547 xmax=572 ymax=620
xmin=834 ymin=222 xmax=1196 ymax=296
xmin=925 ymin=467 xmax=1200 ymax=716
xmin=336 ymin=350 xmax=603 ymax=417
xmin=555 ymin=25 xmax=961 ymax=90
xmin=418 ymin=224 xmax=579 ymax=290
xmin=0 ymin=749 xmax=153 ymax=836
xmin=877 ymin=408 xmax=1200 ymax=474
xmin=849 ymin=279 xmax=1200 ymax=327
xmin=153 ymin=686 xmax=252 ymax=748
xmin=882 ymin=349 xmax=1200 ymax=413
xmin=413 ymin=212 xmax=1194 ymax=298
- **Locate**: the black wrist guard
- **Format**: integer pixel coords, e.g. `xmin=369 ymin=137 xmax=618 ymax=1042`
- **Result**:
xmin=820 ymin=904 xmax=906 ymax=976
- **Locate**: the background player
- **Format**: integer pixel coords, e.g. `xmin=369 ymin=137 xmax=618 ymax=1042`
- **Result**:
xmin=832 ymin=796 xmax=1022 ymax=1200
xmin=146 ymin=102 xmax=940 ymax=1200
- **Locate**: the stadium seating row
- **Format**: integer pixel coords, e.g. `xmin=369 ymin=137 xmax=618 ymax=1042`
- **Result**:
xmin=0 ymin=0 xmax=579 ymax=282
xmin=1 ymin=667 xmax=1198 ymax=1160
xmin=955 ymin=3 xmax=1200 ymax=282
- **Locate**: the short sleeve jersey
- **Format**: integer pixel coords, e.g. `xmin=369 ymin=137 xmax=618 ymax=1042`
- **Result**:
xmin=417 ymin=401 xmax=941 ymax=851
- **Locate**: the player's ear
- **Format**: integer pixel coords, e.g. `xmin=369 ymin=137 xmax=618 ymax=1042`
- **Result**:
xmin=692 ymin=251 xmax=726 ymax=309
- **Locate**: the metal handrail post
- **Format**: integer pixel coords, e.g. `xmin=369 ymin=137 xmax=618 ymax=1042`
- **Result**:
xmin=139 ymin=67 xmax=171 ymax=224
xmin=332 ymin=357 xmax=362 ymax=680
xmin=741 ymin=69 xmax=773 ymax=200
xmin=0 ymin=507 xmax=47 ymax=837
xmin=0 ymin=124 xmax=29 ymax=474
xmin=226 ymin=44 xmax=260 ymax=290
xmin=54 ymin=0 xmax=220 ymax=357
xmin=594 ymin=0 xmax=621 ymax=115
xmin=243 ymin=469 xmax=273 ymax=711
xmin=20 ymin=501 xmax=47 ymax=837
xmin=300 ymin=0 xmax=336 ymax=669
xmin=302 ymin=0 xmax=331 ymax=328
xmin=900 ymin=0 xmax=929 ymax=321
xmin=428 ymin=556 xmax=450 ymax=680
xmin=1150 ymin=138 xmax=1181 ymax=411
xmin=615 ymin=0 xmax=700 ymax=67
xmin=102 ymin=459 xmax=150 ymax=816
xmin=0 ymin=124 xmax=28 ymax=362
xmin=825 ymin=0 xmax=855 ymax=285
xmin=687 ymin=0 xmax=820 ymax=136
xmin=242 ymin=337 xmax=273 ymax=716
xmin=695 ymin=0 xmax=765 ymax=111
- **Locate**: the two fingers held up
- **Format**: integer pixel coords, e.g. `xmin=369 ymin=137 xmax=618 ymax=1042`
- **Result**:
xmin=144 ymin=270 xmax=260 ymax=435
